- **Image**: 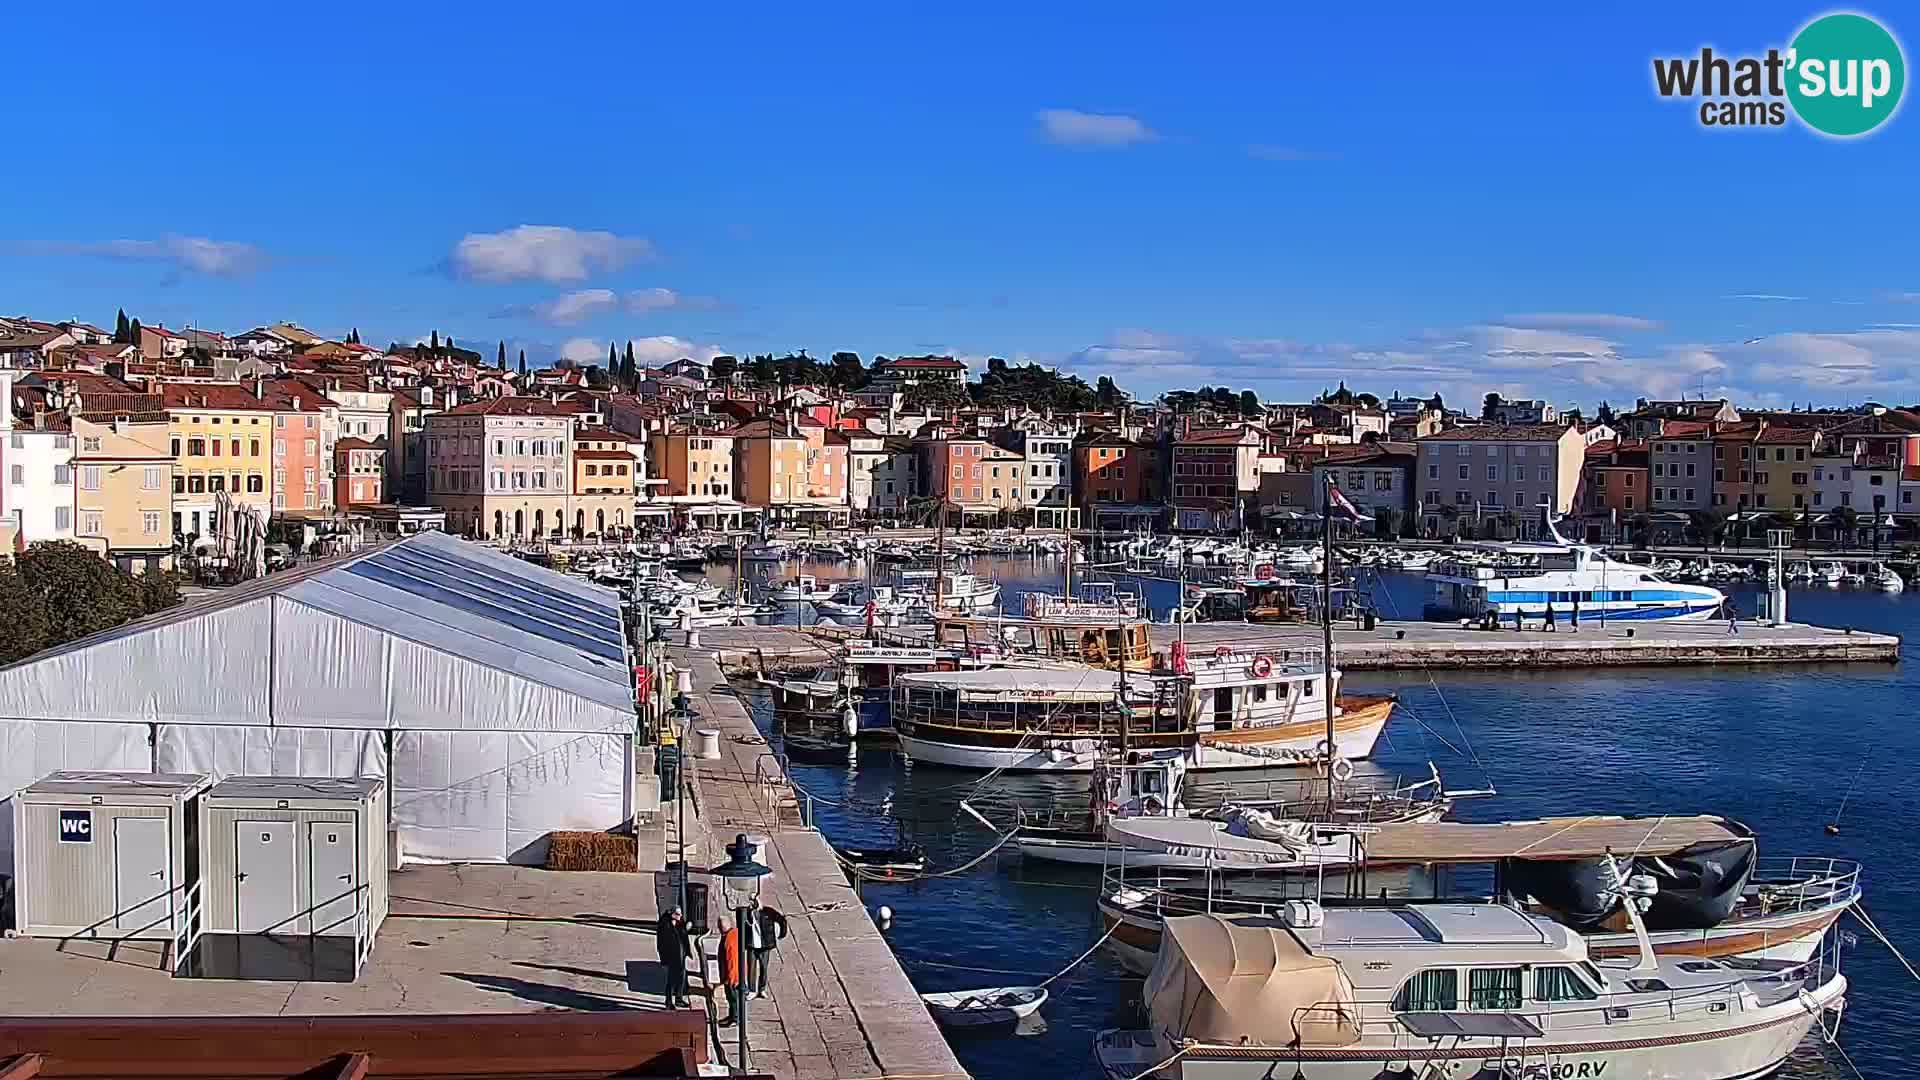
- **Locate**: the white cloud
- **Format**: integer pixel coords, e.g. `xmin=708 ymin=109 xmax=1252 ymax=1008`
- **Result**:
xmin=557 ymin=334 xmax=729 ymax=369
xmin=40 ymin=234 xmax=266 ymax=276
xmin=1723 ymin=293 xmax=1806 ymax=301
xmin=451 ymin=225 xmax=655 ymax=283
xmin=1036 ymin=109 xmax=1158 ymax=148
xmin=501 ymin=286 xmax=721 ymax=324
xmin=1500 ymin=313 xmax=1663 ymax=332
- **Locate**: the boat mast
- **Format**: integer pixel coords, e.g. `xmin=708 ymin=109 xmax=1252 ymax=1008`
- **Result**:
xmin=1321 ymin=474 xmax=1337 ymax=813
xmin=1063 ymin=526 xmax=1074 ymax=600
xmin=932 ymin=492 xmax=948 ymax=614
xmin=1115 ymin=612 xmax=1129 ymax=761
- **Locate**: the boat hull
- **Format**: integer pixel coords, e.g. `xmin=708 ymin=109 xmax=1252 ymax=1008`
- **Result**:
xmin=1095 ymin=973 xmax=1843 ymax=1079
xmin=897 ymin=696 xmax=1393 ymax=774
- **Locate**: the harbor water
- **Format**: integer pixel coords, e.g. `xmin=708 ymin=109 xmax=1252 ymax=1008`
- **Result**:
xmin=709 ymin=555 xmax=1912 ymax=1080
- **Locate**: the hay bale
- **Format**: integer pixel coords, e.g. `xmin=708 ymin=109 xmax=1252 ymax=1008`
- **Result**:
xmin=545 ymin=830 xmax=638 ymax=872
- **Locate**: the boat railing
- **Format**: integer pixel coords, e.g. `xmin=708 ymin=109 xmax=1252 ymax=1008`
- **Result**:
xmin=1746 ymin=856 xmax=1862 ymax=915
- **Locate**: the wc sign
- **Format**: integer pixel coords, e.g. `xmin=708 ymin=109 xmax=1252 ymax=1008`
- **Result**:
xmin=59 ymin=809 xmax=93 ymax=843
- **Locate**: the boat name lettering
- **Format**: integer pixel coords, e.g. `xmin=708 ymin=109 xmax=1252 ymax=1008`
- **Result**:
xmin=1503 ymin=1060 xmax=1607 ymax=1079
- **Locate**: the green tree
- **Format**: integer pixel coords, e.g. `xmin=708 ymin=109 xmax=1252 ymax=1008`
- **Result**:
xmin=1239 ymin=389 xmax=1260 ymax=416
xmin=133 ymin=569 xmax=184 ymax=615
xmin=1686 ymin=508 xmax=1729 ymax=552
xmin=113 ymin=308 xmax=130 ymax=343
xmin=348 ymin=327 xmax=360 ymax=345
xmin=608 ymin=341 xmax=618 ymax=370
xmin=1482 ymin=392 xmax=1503 ymax=420
xmin=904 ymin=379 xmax=969 ymax=410
xmin=623 ymin=341 xmax=638 ymax=389
xmin=710 ymin=355 xmax=738 ymax=381
xmin=1426 ymin=392 xmax=1444 ymax=412
xmin=518 ymin=349 xmax=527 ymax=377
xmin=1356 ymin=392 xmax=1381 ymax=409
xmin=0 ymin=563 xmax=48 ymax=663
xmin=1596 ymin=401 xmax=1617 ymax=425
xmin=829 ymin=351 xmax=865 ymax=389
xmin=16 ymin=541 xmax=142 ymax=647
xmin=128 ymin=318 xmax=143 ymax=350
xmin=1831 ymin=504 xmax=1860 ymax=548
xmin=1095 ymin=376 xmax=1122 ymax=407
xmin=585 ymin=364 xmax=612 ymax=390
xmin=497 ymin=340 xmax=506 ymax=368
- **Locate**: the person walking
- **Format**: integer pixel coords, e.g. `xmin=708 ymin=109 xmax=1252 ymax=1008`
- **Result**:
xmin=749 ymin=904 xmax=790 ymax=999
xmin=1726 ymin=601 xmax=1740 ymax=635
xmin=1544 ymin=603 xmax=1556 ymax=632
xmin=1571 ymin=597 xmax=1580 ymax=630
xmin=655 ymin=906 xmax=691 ymax=1008
xmin=717 ymin=916 xmax=744 ymax=1026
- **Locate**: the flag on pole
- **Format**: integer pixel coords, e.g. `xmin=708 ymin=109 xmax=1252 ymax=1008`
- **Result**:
xmin=1327 ymin=482 xmax=1368 ymax=520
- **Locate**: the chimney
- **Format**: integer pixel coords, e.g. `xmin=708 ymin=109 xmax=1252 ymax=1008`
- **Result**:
xmin=418 ymin=385 xmax=432 ymax=406
xmin=292 ymin=396 xmax=301 ymax=412
xmin=253 ymin=377 xmax=263 ymax=398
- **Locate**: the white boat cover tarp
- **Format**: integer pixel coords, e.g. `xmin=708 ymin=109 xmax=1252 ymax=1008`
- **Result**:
xmin=155 ymin=724 xmax=388 ymax=785
xmin=390 ymin=730 xmax=630 ymax=865
xmin=1106 ymin=816 xmax=1308 ymax=866
xmin=0 ymin=718 xmax=151 ymax=880
xmin=1146 ymin=915 xmax=1358 ymax=1060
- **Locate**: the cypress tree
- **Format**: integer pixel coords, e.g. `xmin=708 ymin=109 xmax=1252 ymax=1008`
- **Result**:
xmin=114 ymin=309 xmax=130 ymax=343
xmin=497 ymin=340 xmax=506 ymax=368
xmin=128 ymin=318 xmax=143 ymax=350
xmin=623 ymin=341 xmax=637 ymax=389
xmin=518 ymin=349 xmax=527 ymax=377
xmin=430 ymin=330 xmax=439 ymax=352
xmin=608 ymin=342 xmax=617 ymax=370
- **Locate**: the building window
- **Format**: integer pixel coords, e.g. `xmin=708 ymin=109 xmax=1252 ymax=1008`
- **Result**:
xmin=52 ymin=464 xmax=71 ymax=485
xmin=143 ymin=466 xmax=163 ymax=489
xmin=248 ymin=475 xmax=264 ymax=493
xmin=54 ymin=506 xmax=71 ymax=531
xmin=143 ymin=511 xmax=162 ymax=535
xmin=82 ymin=511 xmax=103 ymax=535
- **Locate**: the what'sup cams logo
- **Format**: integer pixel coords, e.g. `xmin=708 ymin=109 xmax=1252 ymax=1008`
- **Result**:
xmin=1654 ymin=11 xmax=1906 ymax=137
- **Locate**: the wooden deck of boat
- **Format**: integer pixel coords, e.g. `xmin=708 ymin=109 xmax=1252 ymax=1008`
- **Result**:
xmin=1362 ymin=815 xmax=1748 ymax=863
xmin=702 ymin=617 xmax=1899 ymax=671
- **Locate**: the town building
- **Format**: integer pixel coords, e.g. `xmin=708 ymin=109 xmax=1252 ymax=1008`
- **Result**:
xmin=732 ymin=419 xmax=810 ymax=517
xmin=1414 ymin=424 xmax=1585 ymax=539
xmin=1647 ymin=421 xmax=1713 ymax=513
xmin=1075 ymin=433 xmax=1161 ymax=514
xmin=1487 ymin=399 xmax=1558 ymax=426
xmin=70 ymin=410 xmax=174 ymax=571
xmin=333 ymin=437 xmax=387 ymax=508
xmin=424 ymin=397 xmax=576 ymax=541
xmin=386 ymin=385 xmax=444 ymax=506
xmin=1578 ymin=439 xmax=1650 ymax=543
xmin=1170 ymin=426 xmax=1261 ymax=531
xmin=996 ymin=423 xmax=1078 ymax=528
xmin=160 ymin=383 xmax=274 ymax=540
xmin=569 ymin=428 xmax=635 ymax=537
xmin=1310 ymin=445 xmax=1416 ymax=533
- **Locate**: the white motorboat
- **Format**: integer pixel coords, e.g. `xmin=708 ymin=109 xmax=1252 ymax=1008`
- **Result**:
xmin=891 ymin=568 xmax=1000 ymax=614
xmin=921 ymin=986 xmax=1047 ymax=1028
xmin=650 ymin=594 xmax=758 ymax=628
xmin=1812 ymin=560 xmax=1847 ymax=584
xmin=740 ymin=542 xmax=790 ymax=563
xmin=1428 ymin=509 xmax=1723 ymax=623
xmin=813 ymin=583 xmax=921 ymax=625
xmin=754 ymin=665 xmax=847 ymax=710
xmin=767 ymin=574 xmax=839 ymax=604
xmin=1870 ymin=563 xmax=1906 ymax=592
xmin=1094 ymin=897 xmax=1846 ymax=1080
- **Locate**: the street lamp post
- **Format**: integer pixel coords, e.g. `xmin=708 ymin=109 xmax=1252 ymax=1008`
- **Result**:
xmin=710 ymin=832 xmax=771 ymax=1074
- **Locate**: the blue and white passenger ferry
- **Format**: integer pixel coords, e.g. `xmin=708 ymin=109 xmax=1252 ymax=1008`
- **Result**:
xmin=1425 ymin=510 xmax=1725 ymax=623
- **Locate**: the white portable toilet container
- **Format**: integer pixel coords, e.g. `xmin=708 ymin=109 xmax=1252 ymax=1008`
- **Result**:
xmin=11 ymin=771 xmax=212 ymax=943
xmin=200 ymin=776 xmax=389 ymax=942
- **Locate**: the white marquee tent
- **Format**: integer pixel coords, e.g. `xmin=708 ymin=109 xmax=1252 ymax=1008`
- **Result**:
xmin=0 ymin=531 xmax=634 ymax=872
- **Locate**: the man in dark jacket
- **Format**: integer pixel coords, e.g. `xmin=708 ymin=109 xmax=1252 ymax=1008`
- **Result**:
xmin=748 ymin=905 xmax=790 ymax=998
xmin=655 ymin=906 xmax=691 ymax=1008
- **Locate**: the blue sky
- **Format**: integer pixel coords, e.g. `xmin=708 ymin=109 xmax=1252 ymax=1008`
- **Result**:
xmin=5 ymin=3 xmax=1916 ymax=409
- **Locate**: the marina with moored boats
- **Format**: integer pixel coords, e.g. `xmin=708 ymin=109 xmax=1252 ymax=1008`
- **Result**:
xmin=568 ymin=509 xmax=1908 ymax=1078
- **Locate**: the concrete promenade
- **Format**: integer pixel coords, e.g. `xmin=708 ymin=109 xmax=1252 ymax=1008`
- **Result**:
xmin=706 ymin=616 xmax=1901 ymax=672
xmin=663 ymin=644 xmax=967 ymax=1080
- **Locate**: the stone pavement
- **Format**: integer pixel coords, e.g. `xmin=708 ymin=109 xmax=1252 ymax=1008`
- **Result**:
xmin=664 ymin=646 xmax=967 ymax=1080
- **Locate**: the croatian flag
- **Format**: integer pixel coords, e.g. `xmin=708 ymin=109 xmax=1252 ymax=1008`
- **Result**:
xmin=1327 ymin=483 xmax=1369 ymax=520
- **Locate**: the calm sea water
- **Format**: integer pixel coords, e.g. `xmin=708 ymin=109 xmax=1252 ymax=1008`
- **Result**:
xmin=710 ymin=556 xmax=1912 ymax=1080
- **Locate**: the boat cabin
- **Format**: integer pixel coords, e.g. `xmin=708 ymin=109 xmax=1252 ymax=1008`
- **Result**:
xmin=932 ymin=615 xmax=1153 ymax=671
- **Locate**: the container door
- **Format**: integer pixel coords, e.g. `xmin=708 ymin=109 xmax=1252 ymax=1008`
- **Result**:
xmin=308 ymin=821 xmax=359 ymax=935
xmin=113 ymin=817 xmax=171 ymax=932
xmin=237 ymin=820 xmax=298 ymax=933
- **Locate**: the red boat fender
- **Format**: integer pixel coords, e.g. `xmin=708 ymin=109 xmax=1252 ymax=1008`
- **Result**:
xmin=1248 ymin=654 xmax=1273 ymax=679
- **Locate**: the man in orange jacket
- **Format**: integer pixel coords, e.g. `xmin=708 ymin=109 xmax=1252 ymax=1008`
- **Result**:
xmin=716 ymin=916 xmax=744 ymax=1027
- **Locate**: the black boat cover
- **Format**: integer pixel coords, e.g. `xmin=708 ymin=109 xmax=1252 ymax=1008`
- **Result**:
xmin=1500 ymin=839 xmax=1756 ymax=931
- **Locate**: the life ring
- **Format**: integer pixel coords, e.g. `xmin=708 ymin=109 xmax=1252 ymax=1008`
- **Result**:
xmin=1330 ymin=758 xmax=1355 ymax=782
xmin=1314 ymin=739 xmax=1334 ymax=759
xmin=1213 ymin=645 xmax=1233 ymax=657
xmin=1142 ymin=796 xmax=1165 ymax=815
xmin=1248 ymin=655 xmax=1273 ymax=679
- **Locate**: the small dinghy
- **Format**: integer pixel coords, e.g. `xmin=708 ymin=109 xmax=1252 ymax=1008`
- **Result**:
xmin=780 ymin=730 xmax=854 ymax=763
xmin=834 ymin=843 xmax=928 ymax=876
xmin=921 ymin=986 xmax=1048 ymax=1028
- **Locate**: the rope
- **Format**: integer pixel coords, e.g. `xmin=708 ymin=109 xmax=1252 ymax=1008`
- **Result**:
xmin=1039 ymin=919 xmax=1120 ymax=988
xmin=1831 ymin=755 xmax=1870 ymax=827
xmin=1851 ymin=904 xmax=1920 ymax=985
xmin=837 ymin=823 xmax=1024 ymax=882
xmin=1120 ymin=1044 xmax=1191 ymax=1080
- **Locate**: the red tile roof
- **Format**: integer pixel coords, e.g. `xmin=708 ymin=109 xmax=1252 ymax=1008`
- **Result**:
xmin=879 ymin=355 xmax=966 ymax=370
xmin=1417 ymin=424 xmax=1570 ymax=442
xmin=334 ymin=437 xmax=386 ymax=452
xmin=442 ymin=395 xmax=585 ymax=417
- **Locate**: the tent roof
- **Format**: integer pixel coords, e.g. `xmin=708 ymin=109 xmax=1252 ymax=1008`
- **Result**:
xmin=0 ymin=531 xmax=632 ymax=732
xmin=1148 ymin=915 xmax=1358 ymax=1051
xmin=1364 ymin=815 xmax=1750 ymax=863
